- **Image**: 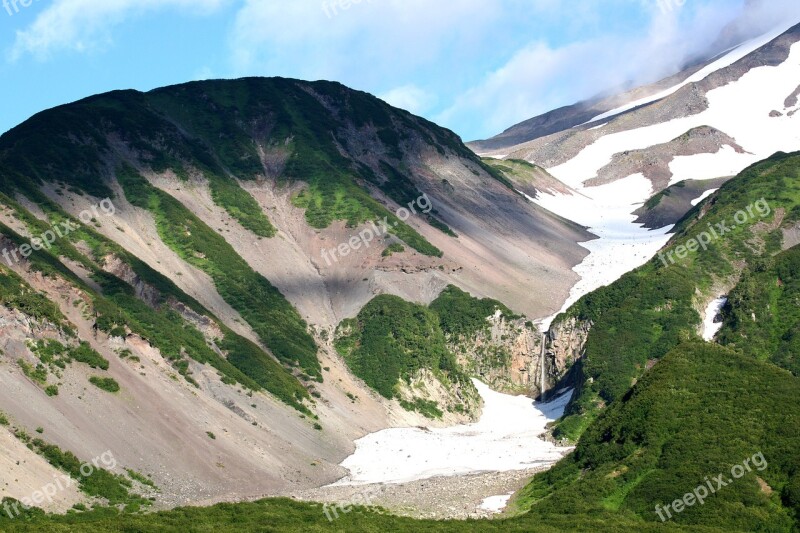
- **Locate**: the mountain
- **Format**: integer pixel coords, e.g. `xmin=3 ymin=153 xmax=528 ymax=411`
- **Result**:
xmin=0 ymin=77 xmax=592 ymax=512
xmin=470 ymin=21 xmax=800 ymax=203
xmin=2 ymin=16 xmax=800 ymax=533
xmin=516 ymin=151 xmax=800 ymax=530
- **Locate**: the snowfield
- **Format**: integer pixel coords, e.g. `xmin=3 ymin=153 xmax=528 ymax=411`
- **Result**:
xmin=331 ymin=381 xmax=573 ymax=486
xmin=552 ymin=38 xmax=800 ymax=190
xmin=533 ymin=34 xmax=800 ymax=330
xmin=534 ymin=174 xmax=674 ymax=329
xmin=691 ymin=189 xmax=719 ymax=206
xmin=586 ymin=21 xmax=800 ymax=124
xmin=479 ymin=492 xmax=514 ymax=514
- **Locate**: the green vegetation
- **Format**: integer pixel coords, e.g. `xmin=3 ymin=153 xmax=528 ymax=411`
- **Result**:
xmin=29 ymin=340 xmax=109 ymax=378
xmin=117 ymin=164 xmax=321 ymax=380
xmin=552 ymin=152 xmax=800 ymax=441
xmin=0 ymin=496 xmax=717 ymax=531
xmin=89 ymin=376 xmax=120 ymax=393
xmin=398 ymin=398 xmax=443 ymax=419
xmin=0 ymin=266 xmax=69 ymax=329
xmin=18 ymin=358 xmax=48 ymax=385
xmin=516 ymin=342 xmax=800 ymax=531
xmin=430 ymin=285 xmax=519 ymax=338
xmin=335 ymin=285 xmax=522 ymax=412
xmin=68 ymin=343 xmax=109 ymax=371
xmin=205 ymin=172 xmax=276 ymax=238
xmin=149 ymin=78 xmax=443 ymax=256
xmin=718 ymin=245 xmax=800 ymax=376
xmin=0 ymin=198 xmax=311 ymax=414
xmin=125 ymin=469 xmax=158 ymax=490
xmin=336 ymin=294 xmax=467 ymax=400
xmin=0 ymin=77 xmax=504 ymax=261
xmin=381 ymin=243 xmax=405 ymax=257
xmin=11 ymin=432 xmax=149 ymax=511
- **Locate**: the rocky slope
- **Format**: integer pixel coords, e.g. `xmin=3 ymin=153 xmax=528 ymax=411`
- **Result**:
xmin=471 ymin=21 xmax=800 ymax=201
xmin=0 ymin=78 xmax=591 ymax=511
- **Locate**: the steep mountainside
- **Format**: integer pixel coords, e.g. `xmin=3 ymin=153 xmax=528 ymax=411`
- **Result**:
xmin=0 ymin=78 xmax=590 ymax=510
xmin=547 ymin=151 xmax=800 ymax=440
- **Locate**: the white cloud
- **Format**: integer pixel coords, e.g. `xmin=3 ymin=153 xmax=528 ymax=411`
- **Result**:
xmin=379 ymin=85 xmax=436 ymax=115
xmin=227 ymin=0 xmax=761 ymax=140
xmin=436 ymin=0 xmax=778 ymax=139
xmin=228 ymin=0 xmax=521 ymax=84
xmin=9 ymin=0 xmax=228 ymax=61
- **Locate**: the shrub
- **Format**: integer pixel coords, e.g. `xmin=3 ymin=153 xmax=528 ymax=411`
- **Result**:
xmin=89 ymin=376 xmax=120 ymax=393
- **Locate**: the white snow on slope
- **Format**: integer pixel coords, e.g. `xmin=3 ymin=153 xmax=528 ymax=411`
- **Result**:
xmin=691 ymin=189 xmax=718 ymax=206
xmin=586 ymin=22 xmax=799 ymax=124
xmin=535 ymin=174 xmax=674 ymax=330
xmin=552 ymin=39 xmax=800 ymax=191
xmin=668 ymin=145 xmax=745 ymax=185
xmin=533 ymin=30 xmax=800 ymax=331
xmin=703 ymin=297 xmax=728 ymax=341
xmin=331 ymin=381 xmax=573 ymax=486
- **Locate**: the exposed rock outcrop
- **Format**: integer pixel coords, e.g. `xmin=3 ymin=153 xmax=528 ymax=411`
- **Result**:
xmin=545 ymin=316 xmax=592 ymax=389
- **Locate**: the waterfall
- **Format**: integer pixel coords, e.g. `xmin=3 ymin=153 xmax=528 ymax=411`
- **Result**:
xmin=540 ymin=332 xmax=547 ymax=401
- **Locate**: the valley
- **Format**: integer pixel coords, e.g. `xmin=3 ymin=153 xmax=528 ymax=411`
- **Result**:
xmin=0 ymin=7 xmax=799 ymax=533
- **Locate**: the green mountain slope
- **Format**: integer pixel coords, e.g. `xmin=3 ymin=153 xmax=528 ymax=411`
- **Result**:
xmin=517 ymin=342 xmax=799 ymax=530
xmin=0 ymin=77 xmax=504 ymax=403
xmin=551 ymin=151 xmax=800 ymax=440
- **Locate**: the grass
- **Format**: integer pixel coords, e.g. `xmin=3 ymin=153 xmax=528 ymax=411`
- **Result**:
xmin=10 ymin=432 xmax=150 ymax=511
xmin=117 ymin=164 xmax=322 ymax=380
xmin=382 ymin=242 xmax=405 ymax=257
xmin=516 ymin=342 xmax=800 ymax=531
xmin=336 ymin=294 xmax=465 ymax=401
xmin=0 ymin=198 xmax=312 ymax=414
xmin=718 ymin=244 xmax=800 ymax=376
xmin=0 ymin=265 xmax=69 ymax=330
xmin=0 ymin=496 xmax=725 ymax=532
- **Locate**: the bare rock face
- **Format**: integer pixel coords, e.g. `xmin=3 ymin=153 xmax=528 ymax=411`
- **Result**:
xmin=447 ymin=311 xmax=593 ymax=401
xmin=586 ymin=126 xmax=744 ymax=191
xmin=451 ymin=312 xmax=546 ymax=398
xmin=546 ymin=316 xmax=593 ymax=386
xmin=101 ymin=254 xmax=161 ymax=308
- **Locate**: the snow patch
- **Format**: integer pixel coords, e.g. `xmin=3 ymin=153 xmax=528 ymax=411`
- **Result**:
xmin=551 ymin=41 xmax=800 ymax=191
xmin=668 ymin=146 xmax=745 ymax=185
xmin=330 ymin=381 xmax=573 ymax=486
xmin=691 ymin=189 xmax=719 ymax=206
xmin=479 ymin=492 xmax=514 ymax=514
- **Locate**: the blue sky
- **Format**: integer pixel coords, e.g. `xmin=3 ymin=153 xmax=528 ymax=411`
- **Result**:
xmin=0 ymin=0 xmax=796 ymax=141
